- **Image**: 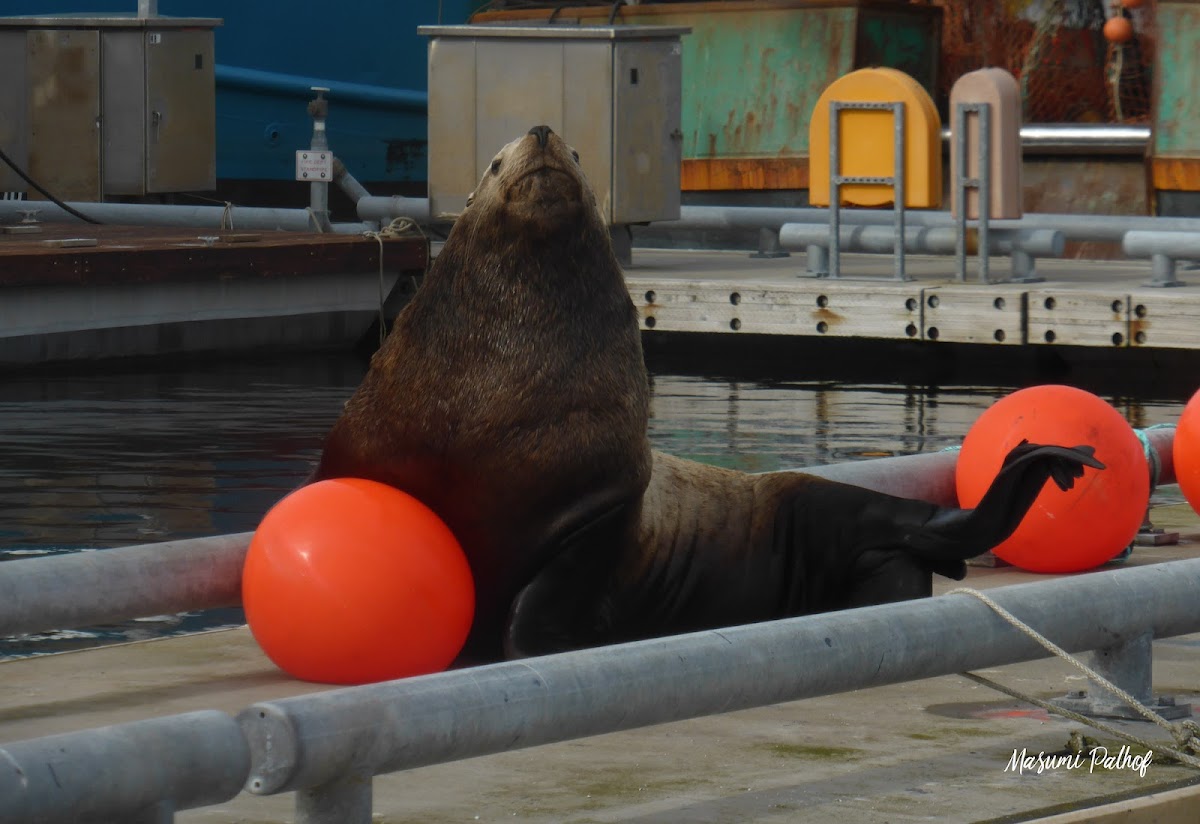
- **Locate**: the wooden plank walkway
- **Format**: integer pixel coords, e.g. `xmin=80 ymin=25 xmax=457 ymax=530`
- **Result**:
xmin=625 ymin=250 xmax=1200 ymax=351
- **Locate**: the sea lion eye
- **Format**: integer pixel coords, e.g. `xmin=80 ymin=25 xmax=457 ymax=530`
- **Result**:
xmin=571 ymin=150 xmax=580 ymax=164
xmin=490 ymin=158 xmax=502 ymax=175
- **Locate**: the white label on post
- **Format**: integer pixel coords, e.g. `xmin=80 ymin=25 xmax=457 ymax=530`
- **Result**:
xmin=295 ymin=151 xmax=333 ymax=182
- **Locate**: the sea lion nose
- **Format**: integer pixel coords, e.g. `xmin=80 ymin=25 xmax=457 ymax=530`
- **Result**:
xmin=528 ymin=125 xmax=553 ymax=149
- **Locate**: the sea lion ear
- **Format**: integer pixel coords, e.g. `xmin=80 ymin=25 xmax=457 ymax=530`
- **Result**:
xmin=465 ymin=191 xmax=474 ymax=208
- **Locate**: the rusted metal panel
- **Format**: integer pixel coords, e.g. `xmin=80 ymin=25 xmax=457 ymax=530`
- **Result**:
xmin=1152 ymin=157 xmax=1200 ymax=191
xmin=680 ymin=156 xmax=809 ymax=190
xmin=145 ymin=29 xmax=217 ymax=193
xmin=855 ymin=7 xmax=941 ymax=97
xmin=27 ymin=29 xmax=101 ymax=202
xmin=0 ymin=225 xmax=428 ymax=288
xmin=0 ymin=32 xmax=28 ymax=194
xmin=1152 ymin=3 xmax=1200 ymax=158
xmin=473 ymin=1 xmax=941 ymax=191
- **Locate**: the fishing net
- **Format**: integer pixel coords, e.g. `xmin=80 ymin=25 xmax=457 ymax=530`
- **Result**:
xmin=921 ymin=0 xmax=1155 ymax=123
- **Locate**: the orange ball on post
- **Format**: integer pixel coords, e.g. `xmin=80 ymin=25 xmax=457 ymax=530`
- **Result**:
xmin=243 ymin=478 xmax=475 ymax=685
xmin=1103 ymin=16 xmax=1134 ymax=44
xmin=956 ymin=385 xmax=1148 ymax=573
xmin=1175 ymin=389 xmax=1200 ymax=515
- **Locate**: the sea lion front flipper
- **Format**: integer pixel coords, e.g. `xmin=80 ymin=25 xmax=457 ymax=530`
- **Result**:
xmin=504 ymin=498 xmax=640 ymax=659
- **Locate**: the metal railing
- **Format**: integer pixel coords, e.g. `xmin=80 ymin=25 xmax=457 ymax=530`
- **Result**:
xmin=2 ymin=556 xmax=1198 ymax=823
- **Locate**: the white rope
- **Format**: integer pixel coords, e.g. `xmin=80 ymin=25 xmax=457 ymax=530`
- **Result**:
xmin=361 ymin=218 xmax=427 ymax=347
xmin=949 ymin=586 xmax=1200 ymax=768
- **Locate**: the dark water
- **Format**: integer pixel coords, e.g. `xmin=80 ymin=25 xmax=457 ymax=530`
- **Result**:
xmin=0 ymin=351 xmax=1189 ymax=656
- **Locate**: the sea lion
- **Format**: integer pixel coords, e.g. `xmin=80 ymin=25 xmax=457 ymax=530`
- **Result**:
xmin=314 ymin=125 xmax=1102 ymax=663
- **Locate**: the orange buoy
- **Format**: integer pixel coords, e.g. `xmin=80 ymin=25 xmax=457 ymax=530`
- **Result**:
xmin=243 ymin=478 xmax=475 ymax=685
xmin=956 ymin=385 xmax=1148 ymax=573
xmin=1103 ymin=16 xmax=1134 ymax=44
xmin=1174 ymin=389 xmax=1200 ymax=515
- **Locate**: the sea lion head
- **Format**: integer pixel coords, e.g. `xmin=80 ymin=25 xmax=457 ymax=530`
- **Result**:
xmin=461 ymin=125 xmax=598 ymax=242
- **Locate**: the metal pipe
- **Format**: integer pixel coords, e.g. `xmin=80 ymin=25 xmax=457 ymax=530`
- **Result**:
xmin=215 ymin=64 xmax=428 ymax=112
xmin=661 ymin=205 xmax=1200 ymax=245
xmin=779 ymin=224 xmax=1064 ymax=257
xmin=355 ymin=195 xmax=432 ymax=224
xmin=0 ymin=711 xmax=250 ymax=823
xmin=0 ymin=533 xmax=250 ymax=638
xmin=938 ymin=124 xmax=1150 ymax=155
xmin=239 ymin=556 xmax=1200 ymax=798
xmin=306 ymin=88 xmax=333 ymax=233
xmin=333 ymin=157 xmax=371 ymax=206
xmin=0 ymin=200 xmax=374 ymax=235
xmin=0 ymin=429 xmax=1174 ymax=639
xmin=1123 ymin=230 xmax=1200 ymax=259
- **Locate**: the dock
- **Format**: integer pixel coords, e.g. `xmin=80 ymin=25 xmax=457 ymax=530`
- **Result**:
xmin=0 ymin=224 xmax=427 ymax=367
xmin=2 ymin=488 xmax=1198 ymax=823
xmin=625 ymin=249 xmax=1200 ymax=353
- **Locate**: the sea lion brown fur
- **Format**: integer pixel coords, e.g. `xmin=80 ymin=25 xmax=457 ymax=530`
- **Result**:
xmin=314 ymin=125 xmax=652 ymax=660
xmin=314 ymin=126 xmax=1102 ymax=663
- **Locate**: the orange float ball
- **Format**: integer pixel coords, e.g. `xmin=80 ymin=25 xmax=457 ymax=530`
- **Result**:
xmin=956 ymin=385 xmax=1148 ymax=573
xmin=1104 ymin=16 xmax=1134 ymax=43
xmin=243 ymin=478 xmax=474 ymax=685
xmin=1174 ymin=389 xmax=1200 ymax=515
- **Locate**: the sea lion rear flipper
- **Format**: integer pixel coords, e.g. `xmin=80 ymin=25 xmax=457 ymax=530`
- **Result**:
xmin=902 ymin=441 xmax=1104 ymax=561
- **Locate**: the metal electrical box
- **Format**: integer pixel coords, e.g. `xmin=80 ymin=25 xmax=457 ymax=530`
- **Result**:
xmin=0 ymin=13 xmax=221 ymax=200
xmin=420 ymin=25 xmax=689 ymax=225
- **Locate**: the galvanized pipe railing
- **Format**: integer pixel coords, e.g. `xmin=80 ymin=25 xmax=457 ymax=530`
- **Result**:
xmin=779 ymin=224 xmax=1065 ymax=281
xmin=0 ymin=533 xmax=250 ymax=638
xmin=0 ymin=711 xmax=250 ymax=823
xmin=1122 ymin=230 xmax=1200 ymax=288
xmin=0 ymin=427 xmax=1176 ymax=641
xmin=664 ymin=205 xmax=1200 ymax=246
xmin=237 ymin=556 xmax=1200 ymax=822
xmin=0 ymin=200 xmax=376 ymax=235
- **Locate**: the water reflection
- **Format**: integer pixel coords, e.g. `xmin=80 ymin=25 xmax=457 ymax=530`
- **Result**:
xmin=0 ymin=354 xmax=1188 ymax=656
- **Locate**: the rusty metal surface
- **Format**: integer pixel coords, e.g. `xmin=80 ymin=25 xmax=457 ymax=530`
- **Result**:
xmin=474 ymin=1 xmax=940 ymax=191
xmin=27 ymin=28 xmax=101 ymax=202
xmin=1019 ymin=156 xmax=1147 ymax=259
xmin=1153 ymin=2 xmax=1200 ymax=157
xmin=0 ymin=224 xmax=427 ymax=288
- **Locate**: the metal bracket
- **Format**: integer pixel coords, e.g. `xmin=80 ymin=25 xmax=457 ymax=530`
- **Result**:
xmin=828 ymin=100 xmax=909 ymax=281
xmin=1051 ymin=632 xmax=1193 ymax=721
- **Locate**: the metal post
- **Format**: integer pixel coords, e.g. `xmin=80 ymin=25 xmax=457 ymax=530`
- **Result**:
xmin=954 ymin=105 xmax=968 ymax=282
xmin=827 ymin=101 xmax=909 ymax=281
xmin=805 ymin=243 xmax=829 ymax=276
xmin=954 ymin=103 xmax=993 ymax=284
xmin=307 ymin=87 xmax=333 ymax=233
xmin=1150 ymin=253 xmax=1180 ymax=287
xmin=892 ymin=101 xmax=906 ymax=281
xmin=978 ymin=103 xmax=991 ymax=284
xmin=829 ymin=103 xmax=842 ymax=280
xmin=1052 ymin=631 xmax=1191 ymax=720
xmin=296 ymin=774 xmax=373 ymax=824
xmin=749 ymin=227 xmax=789 ymax=259
xmin=137 ymin=0 xmax=158 ymax=17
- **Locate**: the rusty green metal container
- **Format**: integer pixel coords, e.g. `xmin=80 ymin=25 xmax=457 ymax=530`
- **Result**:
xmin=473 ymin=1 xmax=941 ymax=191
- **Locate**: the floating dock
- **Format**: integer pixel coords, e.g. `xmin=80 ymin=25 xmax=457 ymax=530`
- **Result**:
xmin=626 ymin=249 xmax=1200 ymax=352
xmin=0 ymin=224 xmax=427 ymax=367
